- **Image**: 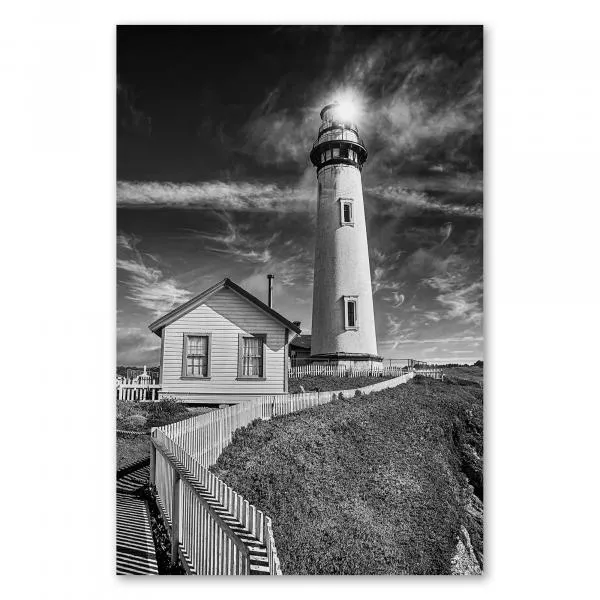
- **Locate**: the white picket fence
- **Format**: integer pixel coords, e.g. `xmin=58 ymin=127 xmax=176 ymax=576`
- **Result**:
xmin=413 ymin=368 xmax=444 ymax=380
xmin=117 ymin=378 xmax=160 ymax=401
xmin=288 ymin=364 xmax=411 ymax=379
xmin=150 ymin=372 xmax=415 ymax=575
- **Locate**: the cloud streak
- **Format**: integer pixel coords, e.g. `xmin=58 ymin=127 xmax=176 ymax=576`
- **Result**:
xmin=117 ymin=180 xmax=315 ymax=212
xmin=367 ymin=185 xmax=483 ymax=218
xmin=117 ymin=233 xmax=191 ymax=317
xmin=186 ymin=212 xmax=278 ymax=264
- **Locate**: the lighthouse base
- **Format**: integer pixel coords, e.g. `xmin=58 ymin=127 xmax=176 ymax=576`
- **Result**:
xmin=309 ymin=353 xmax=383 ymax=372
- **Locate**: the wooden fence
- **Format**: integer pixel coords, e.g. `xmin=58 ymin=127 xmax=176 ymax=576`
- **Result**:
xmin=150 ymin=429 xmax=279 ymax=575
xmin=414 ymin=367 xmax=444 ymax=380
xmin=150 ymin=372 xmax=415 ymax=575
xmin=117 ymin=379 xmax=160 ymax=401
xmin=288 ymin=364 xmax=412 ymax=379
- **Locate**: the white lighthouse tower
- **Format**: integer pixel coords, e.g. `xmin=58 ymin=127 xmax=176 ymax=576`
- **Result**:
xmin=309 ymin=102 xmax=381 ymax=369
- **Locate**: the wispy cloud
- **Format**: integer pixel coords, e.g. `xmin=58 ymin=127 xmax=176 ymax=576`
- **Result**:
xmin=425 ymin=274 xmax=483 ymax=325
xmin=117 ymin=325 xmax=161 ymax=365
xmin=188 ymin=212 xmax=277 ymax=264
xmin=372 ymin=266 xmax=401 ymax=293
xmin=241 ymin=27 xmax=482 ymax=184
xmin=238 ymin=238 xmax=314 ymax=297
xmin=243 ymin=107 xmax=316 ymax=168
xmin=117 ymin=180 xmax=315 ymax=212
xmin=385 ymin=291 xmax=405 ymax=307
xmin=367 ymin=185 xmax=483 ymax=218
xmin=117 ymin=81 xmax=152 ymax=137
xmin=382 ymin=315 xmax=417 ymax=348
xmin=387 ymin=335 xmax=483 ymax=345
xmin=440 ymin=222 xmax=453 ymax=245
xmin=117 ymin=232 xmax=191 ymax=317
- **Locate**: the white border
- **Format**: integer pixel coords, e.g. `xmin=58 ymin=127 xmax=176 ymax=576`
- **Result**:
xmin=2 ymin=2 xmax=599 ymax=598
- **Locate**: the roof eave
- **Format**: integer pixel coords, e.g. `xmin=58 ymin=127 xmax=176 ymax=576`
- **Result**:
xmin=148 ymin=277 xmax=302 ymax=336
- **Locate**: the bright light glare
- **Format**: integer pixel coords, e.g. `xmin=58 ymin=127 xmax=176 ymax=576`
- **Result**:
xmin=336 ymin=100 xmax=357 ymax=123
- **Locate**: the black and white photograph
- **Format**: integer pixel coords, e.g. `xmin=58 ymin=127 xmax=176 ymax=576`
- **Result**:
xmin=6 ymin=0 xmax=600 ymax=596
xmin=116 ymin=25 xmax=484 ymax=576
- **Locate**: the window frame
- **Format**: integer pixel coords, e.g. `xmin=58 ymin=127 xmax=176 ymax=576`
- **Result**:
xmin=343 ymin=296 xmax=359 ymax=330
xmin=181 ymin=332 xmax=212 ymax=379
xmin=237 ymin=333 xmax=267 ymax=380
xmin=339 ymin=197 xmax=355 ymax=227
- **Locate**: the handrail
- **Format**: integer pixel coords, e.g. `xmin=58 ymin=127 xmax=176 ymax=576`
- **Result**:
xmin=312 ymin=132 xmax=366 ymax=150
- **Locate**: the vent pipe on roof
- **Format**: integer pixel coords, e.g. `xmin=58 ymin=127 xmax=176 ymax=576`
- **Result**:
xmin=267 ymin=274 xmax=274 ymax=308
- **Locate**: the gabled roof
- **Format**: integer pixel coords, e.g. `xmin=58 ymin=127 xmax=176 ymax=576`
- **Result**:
xmin=149 ymin=277 xmax=302 ymax=337
xmin=290 ymin=334 xmax=312 ymax=349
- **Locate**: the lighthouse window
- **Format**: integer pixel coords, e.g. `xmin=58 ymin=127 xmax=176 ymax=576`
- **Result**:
xmin=347 ymin=301 xmax=356 ymax=327
xmin=332 ymin=147 xmax=340 ymax=158
xmin=344 ymin=296 xmax=359 ymax=330
xmin=339 ymin=197 xmax=355 ymax=226
xmin=343 ymin=203 xmax=352 ymax=222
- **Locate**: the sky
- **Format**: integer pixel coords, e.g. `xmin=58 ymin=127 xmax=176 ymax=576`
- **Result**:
xmin=117 ymin=25 xmax=483 ymax=366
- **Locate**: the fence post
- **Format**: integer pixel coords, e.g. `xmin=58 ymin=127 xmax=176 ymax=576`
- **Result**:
xmin=171 ymin=472 xmax=181 ymax=566
xmin=149 ymin=439 xmax=156 ymax=485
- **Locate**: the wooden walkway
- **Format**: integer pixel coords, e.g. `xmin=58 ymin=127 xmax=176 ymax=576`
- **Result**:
xmin=116 ymin=462 xmax=159 ymax=575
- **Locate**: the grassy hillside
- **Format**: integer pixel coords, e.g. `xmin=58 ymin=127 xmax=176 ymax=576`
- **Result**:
xmin=288 ymin=374 xmax=397 ymax=393
xmin=211 ymin=371 xmax=483 ymax=575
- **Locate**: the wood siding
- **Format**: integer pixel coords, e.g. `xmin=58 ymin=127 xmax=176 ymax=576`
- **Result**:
xmin=161 ymin=287 xmax=287 ymax=396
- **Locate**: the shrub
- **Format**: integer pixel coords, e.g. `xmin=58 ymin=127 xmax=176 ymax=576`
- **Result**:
xmin=117 ymin=398 xmax=143 ymax=420
xmin=146 ymin=398 xmax=189 ymax=428
xmin=117 ymin=414 xmax=147 ymax=432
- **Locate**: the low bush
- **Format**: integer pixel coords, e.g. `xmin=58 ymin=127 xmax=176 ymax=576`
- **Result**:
xmin=117 ymin=414 xmax=148 ymax=432
xmin=146 ymin=398 xmax=189 ymax=429
xmin=117 ymin=398 xmax=146 ymax=420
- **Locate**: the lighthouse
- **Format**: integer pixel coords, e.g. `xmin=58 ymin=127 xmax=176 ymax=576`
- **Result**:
xmin=309 ymin=102 xmax=381 ymax=369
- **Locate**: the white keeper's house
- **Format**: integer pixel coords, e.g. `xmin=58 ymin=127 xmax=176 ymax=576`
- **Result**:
xmin=149 ymin=277 xmax=301 ymax=404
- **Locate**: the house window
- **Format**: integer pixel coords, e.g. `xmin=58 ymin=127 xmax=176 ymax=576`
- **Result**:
xmin=339 ymin=197 xmax=354 ymax=226
xmin=182 ymin=334 xmax=211 ymax=378
xmin=344 ymin=296 xmax=359 ymax=330
xmin=238 ymin=334 xmax=266 ymax=378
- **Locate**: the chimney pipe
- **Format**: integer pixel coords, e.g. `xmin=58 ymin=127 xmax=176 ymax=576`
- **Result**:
xmin=267 ymin=274 xmax=274 ymax=308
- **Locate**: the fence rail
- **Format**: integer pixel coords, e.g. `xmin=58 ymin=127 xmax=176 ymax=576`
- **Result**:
xmin=288 ymin=364 xmax=413 ymax=379
xmin=151 ymin=432 xmax=258 ymax=575
xmin=413 ymin=367 xmax=444 ymax=380
xmin=150 ymin=372 xmax=415 ymax=575
xmin=117 ymin=380 xmax=160 ymax=401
